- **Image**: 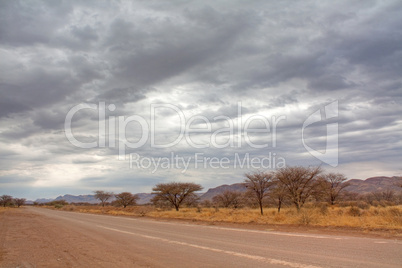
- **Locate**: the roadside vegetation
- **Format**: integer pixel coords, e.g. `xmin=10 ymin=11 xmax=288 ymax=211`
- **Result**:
xmin=44 ymin=203 xmax=402 ymax=231
xmin=33 ymin=165 xmax=402 ymax=232
xmin=0 ymin=195 xmax=26 ymax=208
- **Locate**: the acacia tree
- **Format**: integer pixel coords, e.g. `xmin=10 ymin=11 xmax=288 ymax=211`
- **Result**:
xmin=151 ymin=182 xmax=203 ymax=211
xmin=318 ymin=173 xmax=350 ymax=205
xmin=14 ymin=198 xmax=26 ymax=208
xmin=270 ymin=180 xmax=288 ymax=213
xmin=371 ymin=190 xmax=396 ymax=202
xmin=212 ymin=190 xmax=243 ymax=208
xmin=115 ymin=192 xmax=139 ymax=208
xmin=244 ymin=171 xmax=274 ymax=215
xmin=0 ymin=195 xmax=13 ymax=207
xmin=94 ymin=190 xmax=113 ymax=207
xmin=275 ymin=166 xmax=322 ymax=211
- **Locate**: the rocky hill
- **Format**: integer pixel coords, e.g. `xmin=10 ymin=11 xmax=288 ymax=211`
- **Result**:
xmin=344 ymin=176 xmax=401 ymax=194
xmin=135 ymin=193 xmax=155 ymax=205
xmin=54 ymin=194 xmax=100 ymax=204
xmin=199 ymin=183 xmax=246 ymax=201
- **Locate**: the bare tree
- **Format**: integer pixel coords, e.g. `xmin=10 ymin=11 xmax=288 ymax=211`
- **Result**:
xmin=0 ymin=195 xmax=13 ymax=207
xmin=94 ymin=190 xmax=113 ymax=207
xmin=270 ymin=180 xmax=288 ymax=213
xmin=244 ymin=171 xmax=274 ymax=215
xmin=318 ymin=173 xmax=350 ymax=205
xmin=115 ymin=192 xmax=139 ymax=208
xmin=275 ymin=166 xmax=322 ymax=211
xmin=371 ymin=190 xmax=396 ymax=202
xmin=151 ymin=182 xmax=203 ymax=211
xmin=212 ymin=190 xmax=243 ymax=208
xmin=14 ymin=198 xmax=26 ymax=208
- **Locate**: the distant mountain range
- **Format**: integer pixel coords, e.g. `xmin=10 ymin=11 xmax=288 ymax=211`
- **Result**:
xmin=344 ymin=176 xmax=401 ymax=193
xmin=34 ymin=176 xmax=401 ymax=204
xmin=199 ymin=183 xmax=247 ymax=201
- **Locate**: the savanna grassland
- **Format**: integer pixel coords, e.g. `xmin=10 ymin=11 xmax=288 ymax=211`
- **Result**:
xmin=50 ymin=203 xmax=402 ymax=233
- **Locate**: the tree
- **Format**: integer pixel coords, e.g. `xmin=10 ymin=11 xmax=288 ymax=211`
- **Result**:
xmin=94 ymin=190 xmax=113 ymax=207
xmin=244 ymin=171 xmax=274 ymax=215
xmin=275 ymin=166 xmax=322 ymax=211
xmin=270 ymin=180 xmax=288 ymax=213
xmin=318 ymin=173 xmax=350 ymax=205
xmin=14 ymin=198 xmax=26 ymax=208
xmin=371 ymin=190 xmax=396 ymax=202
xmin=212 ymin=190 xmax=243 ymax=208
xmin=151 ymin=182 xmax=203 ymax=211
xmin=0 ymin=195 xmax=13 ymax=207
xmin=115 ymin=192 xmax=139 ymax=208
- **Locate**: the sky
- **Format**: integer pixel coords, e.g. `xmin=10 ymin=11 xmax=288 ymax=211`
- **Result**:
xmin=1 ymin=0 xmax=401 ymax=200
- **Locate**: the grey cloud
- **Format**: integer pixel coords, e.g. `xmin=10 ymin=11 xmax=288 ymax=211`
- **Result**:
xmin=0 ymin=175 xmax=37 ymax=184
xmin=1 ymin=0 xmax=401 ymax=199
xmin=70 ymin=25 xmax=99 ymax=42
xmin=32 ymin=109 xmax=67 ymax=130
xmin=0 ymin=93 xmax=31 ymax=117
xmin=266 ymin=91 xmax=299 ymax=108
xmin=0 ymin=0 xmax=73 ymax=46
xmin=308 ymin=75 xmax=356 ymax=91
xmin=105 ymin=8 xmax=258 ymax=87
xmin=72 ymin=157 xmax=102 ymax=164
xmin=94 ymin=87 xmax=148 ymax=104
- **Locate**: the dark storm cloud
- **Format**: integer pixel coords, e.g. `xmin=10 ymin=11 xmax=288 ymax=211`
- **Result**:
xmin=104 ymin=8 xmax=258 ymax=89
xmin=0 ymin=0 xmax=73 ymax=46
xmin=1 ymin=0 xmax=401 ymax=198
xmin=93 ymin=87 xmax=148 ymax=104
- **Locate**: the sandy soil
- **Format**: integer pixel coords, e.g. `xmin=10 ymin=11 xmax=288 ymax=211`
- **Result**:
xmin=0 ymin=208 xmax=151 ymax=268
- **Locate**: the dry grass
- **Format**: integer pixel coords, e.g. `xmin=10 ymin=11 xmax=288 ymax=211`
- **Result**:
xmin=52 ymin=204 xmax=402 ymax=230
xmin=0 ymin=207 xmax=10 ymax=213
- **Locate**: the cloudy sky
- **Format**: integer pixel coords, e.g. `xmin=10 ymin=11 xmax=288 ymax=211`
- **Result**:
xmin=1 ymin=0 xmax=401 ymax=200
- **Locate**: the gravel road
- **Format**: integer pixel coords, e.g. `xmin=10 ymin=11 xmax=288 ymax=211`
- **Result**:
xmin=1 ymin=207 xmax=401 ymax=267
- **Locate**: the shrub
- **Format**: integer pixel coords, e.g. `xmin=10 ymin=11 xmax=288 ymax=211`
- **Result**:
xmin=388 ymin=207 xmax=401 ymax=217
xmin=273 ymin=213 xmax=286 ymax=222
xmin=136 ymin=206 xmax=154 ymax=216
xmin=298 ymin=210 xmax=313 ymax=225
xmin=371 ymin=208 xmax=380 ymax=215
xmin=356 ymin=201 xmax=370 ymax=210
xmin=319 ymin=204 xmax=329 ymax=215
xmin=371 ymin=200 xmax=380 ymax=207
xmin=348 ymin=207 xmax=361 ymax=217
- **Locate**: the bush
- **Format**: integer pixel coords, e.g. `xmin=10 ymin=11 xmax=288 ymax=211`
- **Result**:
xmin=371 ymin=208 xmax=380 ymax=215
xmin=356 ymin=201 xmax=370 ymax=210
xmin=348 ymin=207 xmax=361 ymax=217
xmin=319 ymin=204 xmax=329 ymax=215
xmin=388 ymin=207 xmax=402 ymax=217
xmin=372 ymin=200 xmax=380 ymax=207
xmin=273 ymin=213 xmax=286 ymax=222
xmin=136 ymin=206 xmax=154 ymax=216
xmin=298 ymin=210 xmax=314 ymax=225
xmin=379 ymin=200 xmax=395 ymax=207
